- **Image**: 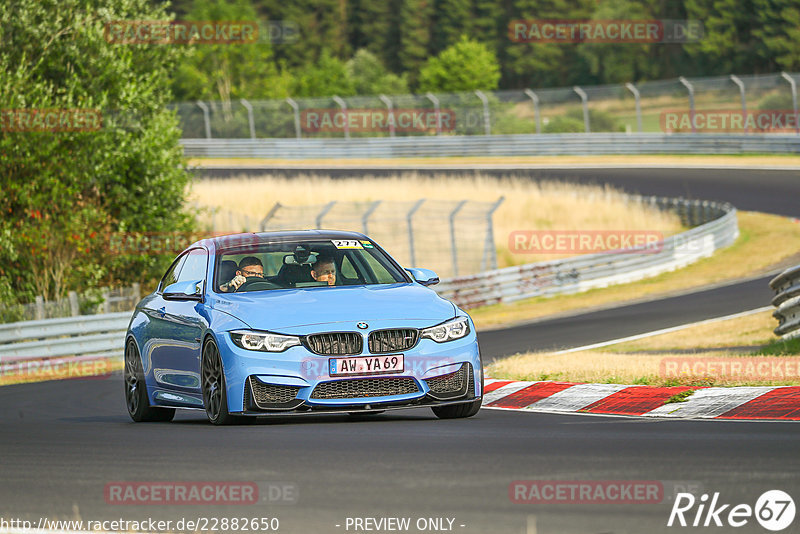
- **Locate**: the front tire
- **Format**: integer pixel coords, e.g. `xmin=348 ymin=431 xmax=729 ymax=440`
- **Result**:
xmin=202 ymin=338 xmax=243 ymax=425
xmin=431 ymin=398 xmax=482 ymax=419
xmin=124 ymin=339 xmax=175 ymax=422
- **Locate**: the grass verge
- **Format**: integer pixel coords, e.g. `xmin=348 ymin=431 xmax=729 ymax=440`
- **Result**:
xmin=471 ymin=211 xmax=800 ymax=330
xmin=487 ymin=310 xmax=800 ymax=387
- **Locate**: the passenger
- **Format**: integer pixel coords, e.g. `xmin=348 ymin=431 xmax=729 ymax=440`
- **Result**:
xmin=310 ymin=255 xmax=337 ymax=286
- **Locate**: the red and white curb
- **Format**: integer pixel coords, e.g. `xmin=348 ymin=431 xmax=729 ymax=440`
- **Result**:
xmin=481 ymin=379 xmax=800 ymax=420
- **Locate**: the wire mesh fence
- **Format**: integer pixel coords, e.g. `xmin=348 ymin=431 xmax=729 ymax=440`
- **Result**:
xmin=173 ymin=72 xmax=800 ymax=139
xmin=200 ymin=198 xmax=504 ymax=279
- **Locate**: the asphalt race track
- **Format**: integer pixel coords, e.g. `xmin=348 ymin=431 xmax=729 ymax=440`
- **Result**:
xmin=1 ymin=167 xmax=799 ymax=534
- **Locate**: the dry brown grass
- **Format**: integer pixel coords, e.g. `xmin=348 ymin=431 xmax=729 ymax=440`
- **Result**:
xmin=471 ymin=211 xmax=800 ymax=329
xmin=487 ymin=309 xmax=800 ymax=386
xmin=189 ymin=174 xmax=684 ymax=267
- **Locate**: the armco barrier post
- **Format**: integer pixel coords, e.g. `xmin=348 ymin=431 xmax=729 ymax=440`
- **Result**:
xmin=407 ymin=199 xmax=426 ymax=267
xmin=475 ymin=90 xmax=491 ymax=136
xmin=196 ymin=101 xmax=212 ymax=139
xmin=362 ymin=200 xmax=381 ymax=235
xmin=241 ymin=98 xmax=256 ymax=139
xmin=625 ymin=83 xmax=643 ymax=132
xmin=730 ymin=75 xmax=747 ymax=134
xmin=679 ymin=77 xmax=696 ymax=133
xmin=523 ymin=89 xmax=541 ymax=134
xmin=781 ymin=72 xmax=799 ymax=135
xmin=285 ymin=98 xmax=301 ymax=139
xmin=449 ymin=200 xmax=468 ymax=277
xmin=379 ymin=95 xmax=395 ymax=137
xmin=68 ymin=291 xmax=79 ymax=317
xmin=573 ymin=86 xmax=590 ymax=133
xmin=481 ymin=197 xmax=504 ymax=272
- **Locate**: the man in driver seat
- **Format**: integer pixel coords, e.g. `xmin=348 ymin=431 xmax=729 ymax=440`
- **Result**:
xmin=220 ymin=256 xmax=264 ymax=292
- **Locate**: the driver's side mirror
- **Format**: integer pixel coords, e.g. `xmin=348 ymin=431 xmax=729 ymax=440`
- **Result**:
xmin=405 ymin=268 xmax=439 ymax=287
xmin=163 ymin=280 xmax=203 ymax=301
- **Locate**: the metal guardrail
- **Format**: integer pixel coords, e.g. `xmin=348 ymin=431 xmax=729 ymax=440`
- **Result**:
xmin=181 ymin=133 xmax=800 ymax=159
xmin=0 ymin=312 xmax=130 ymax=363
xmin=435 ymin=196 xmax=738 ymax=309
xmin=0 ymin=195 xmax=738 ymax=363
xmin=770 ymin=265 xmax=800 ymax=338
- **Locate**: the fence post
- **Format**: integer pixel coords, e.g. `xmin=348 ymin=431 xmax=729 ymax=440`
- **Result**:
xmin=379 ymin=95 xmax=395 ymax=137
xmin=34 ymin=295 xmax=44 ymax=320
xmin=68 ymin=291 xmax=79 ymax=317
xmin=730 ymin=75 xmax=747 ymax=134
xmin=523 ymin=89 xmax=541 ymax=134
xmin=475 ymin=90 xmax=491 ymax=135
xmin=407 ymin=199 xmax=426 ymax=267
xmin=196 ymin=101 xmax=212 ymax=139
xmin=679 ymin=77 xmax=696 ymax=133
xmin=240 ymin=98 xmax=256 ymax=139
xmin=425 ymin=93 xmax=441 ymax=135
xmin=332 ymin=96 xmax=349 ymax=139
xmin=102 ymin=288 xmax=110 ymax=314
xmin=449 ymin=200 xmax=468 ymax=277
xmin=573 ymin=86 xmax=590 ymax=133
xmin=481 ymin=197 xmax=505 ymax=272
xmin=260 ymin=202 xmax=282 ymax=230
xmin=316 ymin=201 xmax=337 ymax=229
xmin=285 ymin=98 xmax=301 ymax=139
xmin=781 ymin=72 xmax=799 ymax=135
xmin=132 ymin=283 xmax=141 ymax=304
xmin=625 ymin=82 xmax=643 ymax=132
xmin=362 ymin=200 xmax=381 ymax=235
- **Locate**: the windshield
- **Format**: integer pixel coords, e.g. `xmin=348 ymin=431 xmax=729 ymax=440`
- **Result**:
xmin=214 ymin=238 xmax=407 ymax=293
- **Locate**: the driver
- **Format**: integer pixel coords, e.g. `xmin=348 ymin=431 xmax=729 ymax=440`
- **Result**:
xmin=220 ymin=256 xmax=264 ymax=292
xmin=310 ymin=255 xmax=336 ymax=286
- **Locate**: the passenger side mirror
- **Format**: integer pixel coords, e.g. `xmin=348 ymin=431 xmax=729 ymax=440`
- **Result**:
xmin=405 ymin=268 xmax=440 ymax=287
xmin=163 ymin=280 xmax=203 ymax=301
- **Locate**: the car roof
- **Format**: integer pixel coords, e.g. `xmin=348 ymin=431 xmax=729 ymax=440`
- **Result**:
xmin=190 ymin=229 xmax=370 ymax=252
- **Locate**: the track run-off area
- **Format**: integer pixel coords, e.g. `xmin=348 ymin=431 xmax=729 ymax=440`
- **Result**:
xmin=1 ymin=166 xmax=799 ymax=534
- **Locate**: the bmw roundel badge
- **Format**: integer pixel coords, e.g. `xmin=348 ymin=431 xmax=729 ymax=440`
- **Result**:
xmin=357 ymin=322 xmax=369 ymax=329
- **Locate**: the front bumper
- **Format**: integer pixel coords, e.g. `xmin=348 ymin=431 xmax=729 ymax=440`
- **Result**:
xmin=214 ymin=325 xmax=482 ymax=415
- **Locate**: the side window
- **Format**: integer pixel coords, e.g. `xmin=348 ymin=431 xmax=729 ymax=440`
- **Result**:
xmin=159 ymin=254 xmax=187 ymax=292
xmin=340 ymin=255 xmax=358 ymax=278
xmin=178 ymin=248 xmax=208 ymax=283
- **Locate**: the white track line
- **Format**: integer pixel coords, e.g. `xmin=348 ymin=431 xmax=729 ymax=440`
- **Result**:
xmin=555 ymin=306 xmax=773 ymax=354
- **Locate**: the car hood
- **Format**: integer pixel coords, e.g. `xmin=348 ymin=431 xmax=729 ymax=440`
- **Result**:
xmin=207 ymin=283 xmax=456 ymax=331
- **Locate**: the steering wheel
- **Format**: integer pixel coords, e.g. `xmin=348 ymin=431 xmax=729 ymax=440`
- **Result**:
xmin=236 ymin=277 xmax=280 ymax=292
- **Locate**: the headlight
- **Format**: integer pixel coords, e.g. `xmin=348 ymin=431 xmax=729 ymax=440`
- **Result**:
xmin=421 ymin=317 xmax=470 ymax=343
xmin=229 ymin=330 xmax=301 ymax=352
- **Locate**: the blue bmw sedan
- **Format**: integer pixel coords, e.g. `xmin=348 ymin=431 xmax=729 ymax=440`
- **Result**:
xmin=124 ymin=230 xmax=483 ymax=425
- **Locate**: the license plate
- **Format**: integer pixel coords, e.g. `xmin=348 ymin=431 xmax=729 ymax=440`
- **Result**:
xmin=329 ymin=354 xmax=404 ymax=376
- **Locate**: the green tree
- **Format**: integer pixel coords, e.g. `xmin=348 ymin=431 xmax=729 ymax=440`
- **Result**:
xmin=346 ymin=49 xmax=409 ymax=95
xmin=684 ymin=0 xmax=761 ymax=74
xmin=0 ymin=0 xmax=194 ymax=303
xmin=171 ymin=0 xmax=293 ymax=103
xmin=293 ymin=49 xmax=356 ymax=97
xmin=418 ymin=36 xmax=501 ymax=92
xmin=753 ymin=0 xmax=800 ymax=71
xmin=398 ymin=0 xmax=434 ymax=85
xmin=430 ymin=0 xmax=473 ymax=54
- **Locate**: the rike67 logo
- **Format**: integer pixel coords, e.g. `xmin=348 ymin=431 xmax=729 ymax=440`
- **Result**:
xmin=668 ymin=490 xmax=795 ymax=531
